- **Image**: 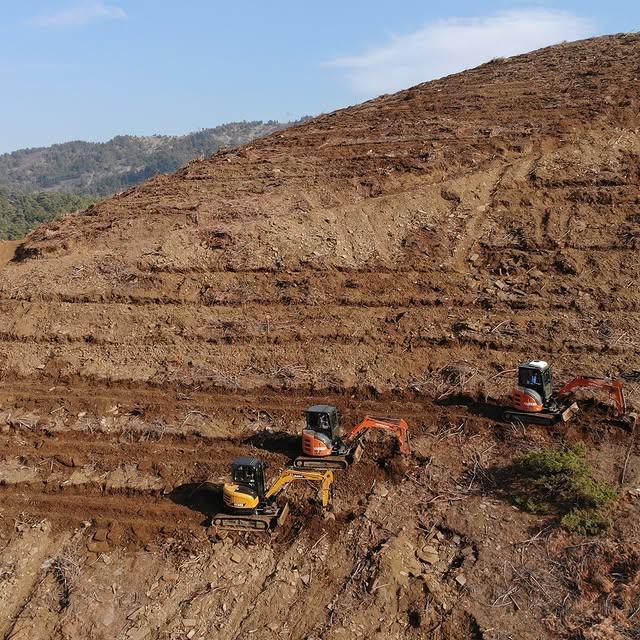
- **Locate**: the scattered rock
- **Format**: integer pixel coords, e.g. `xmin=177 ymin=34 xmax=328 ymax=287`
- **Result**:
xmin=98 ymin=603 xmax=115 ymax=627
xmin=182 ymin=619 xmax=197 ymax=628
xmin=162 ymin=571 xmax=179 ymax=582
xmin=87 ymin=541 xmax=110 ymax=554
xmin=230 ymin=552 xmax=244 ymax=564
xmin=373 ymin=483 xmax=389 ymax=498
xmin=93 ymin=528 xmax=108 ymax=542
xmin=455 ymin=573 xmax=467 ymax=587
xmin=417 ymin=545 xmax=439 ymax=565
xmin=54 ymin=454 xmax=74 ymax=468
xmin=132 ymin=524 xmax=151 ymax=543
xmin=107 ymin=523 xmax=125 ymax=544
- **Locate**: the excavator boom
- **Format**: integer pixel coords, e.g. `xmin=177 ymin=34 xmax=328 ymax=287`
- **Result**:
xmin=557 ymin=376 xmax=627 ymax=416
xmin=343 ymin=415 xmax=411 ymax=455
xmin=265 ymin=468 xmax=334 ymax=506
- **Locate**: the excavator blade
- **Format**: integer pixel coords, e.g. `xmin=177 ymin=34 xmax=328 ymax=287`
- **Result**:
xmin=560 ymin=402 xmax=580 ymax=422
xmin=277 ymin=501 xmax=290 ymax=527
xmin=293 ymin=455 xmax=349 ymax=470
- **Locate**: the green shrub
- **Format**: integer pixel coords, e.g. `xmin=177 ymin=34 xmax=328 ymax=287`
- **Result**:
xmin=569 ymin=474 xmax=617 ymax=508
xmin=513 ymin=493 xmax=546 ymax=513
xmin=513 ymin=445 xmax=587 ymax=479
xmin=561 ymin=509 xmax=611 ymax=536
xmin=508 ymin=446 xmax=617 ymax=536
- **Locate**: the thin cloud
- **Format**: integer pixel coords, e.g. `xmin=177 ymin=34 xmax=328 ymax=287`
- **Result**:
xmin=326 ymin=9 xmax=596 ymax=95
xmin=29 ymin=1 xmax=127 ymax=28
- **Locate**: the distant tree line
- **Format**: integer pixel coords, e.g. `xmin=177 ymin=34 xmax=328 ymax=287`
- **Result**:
xmin=0 ymin=120 xmax=300 ymax=197
xmin=0 ymin=188 xmax=96 ymax=240
xmin=0 ymin=119 xmax=308 ymax=239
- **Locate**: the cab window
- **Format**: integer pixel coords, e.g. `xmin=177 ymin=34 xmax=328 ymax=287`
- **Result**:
xmin=520 ymin=368 xmax=542 ymax=386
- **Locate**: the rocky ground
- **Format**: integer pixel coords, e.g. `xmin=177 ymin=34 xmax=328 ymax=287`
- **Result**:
xmin=0 ymin=33 xmax=639 ymax=639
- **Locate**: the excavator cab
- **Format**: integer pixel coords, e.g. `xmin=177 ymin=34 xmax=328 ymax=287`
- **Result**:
xmin=518 ymin=361 xmax=553 ymax=405
xmin=299 ymin=405 xmax=346 ymax=464
xmin=305 ymin=405 xmax=340 ymax=440
xmin=226 ymin=457 xmax=267 ymax=510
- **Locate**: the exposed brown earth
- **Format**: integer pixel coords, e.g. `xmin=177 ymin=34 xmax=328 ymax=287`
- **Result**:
xmin=0 ymin=241 xmax=17 ymax=267
xmin=0 ymin=34 xmax=639 ymax=639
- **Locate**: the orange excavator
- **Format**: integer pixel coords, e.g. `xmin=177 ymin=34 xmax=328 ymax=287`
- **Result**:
xmin=503 ymin=360 xmax=627 ymax=425
xmin=294 ymin=404 xmax=410 ymax=469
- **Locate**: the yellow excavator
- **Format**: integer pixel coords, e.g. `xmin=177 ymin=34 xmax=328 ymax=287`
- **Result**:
xmin=213 ymin=457 xmax=334 ymax=531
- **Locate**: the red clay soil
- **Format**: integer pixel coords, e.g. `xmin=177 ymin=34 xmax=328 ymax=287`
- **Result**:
xmin=0 ymin=34 xmax=639 ymax=640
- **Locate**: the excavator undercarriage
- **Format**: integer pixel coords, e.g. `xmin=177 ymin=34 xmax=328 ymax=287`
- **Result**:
xmin=503 ymin=400 xmax=579 ymax=425
xmin=294 ymin=440 xmax=363 ymax=470
xmin=213 ymin=502 xmax=289 ymax=532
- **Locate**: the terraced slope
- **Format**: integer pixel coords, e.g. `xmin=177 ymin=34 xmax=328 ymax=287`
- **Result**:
xmin=0 ymin=34 xmax=638 ymax=640
xmin=1 ymin=35 xmax=639 ymax=401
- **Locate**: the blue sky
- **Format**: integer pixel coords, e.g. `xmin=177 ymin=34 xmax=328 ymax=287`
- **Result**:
xmin=0 ymin=1 xmax=638 ymax=153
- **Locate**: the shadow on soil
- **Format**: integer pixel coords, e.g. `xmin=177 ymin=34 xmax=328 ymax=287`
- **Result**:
xmin=436 ymin=393 xmax=505 ymax=421
xmin=243 ymin=429 xmax=300 ymax=459
xmin=168 ymin=482 xmax=222 ymax=519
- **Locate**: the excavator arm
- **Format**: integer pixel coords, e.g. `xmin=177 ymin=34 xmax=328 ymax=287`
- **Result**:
xmin=265 ymin=469 xmax=334 ymax=507
xmin=343 ymin=416 xmax=411 ymax=455
xmin=557 ymin=376 xmax=626 ymax=416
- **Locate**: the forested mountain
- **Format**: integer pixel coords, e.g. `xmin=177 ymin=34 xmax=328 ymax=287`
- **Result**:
xmin=0 ymin=120 xmax=296 ymax=196
xmin=0 ymin=119 xmax=298 ymax=239
xmin=0 ymin=188 xmax=96 ymax=240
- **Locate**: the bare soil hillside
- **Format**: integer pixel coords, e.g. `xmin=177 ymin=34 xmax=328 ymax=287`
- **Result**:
xmin=0 ymin=241 xmax=17 ymax=266
xmin=0 ymin=35 xmax=639 ymax=640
